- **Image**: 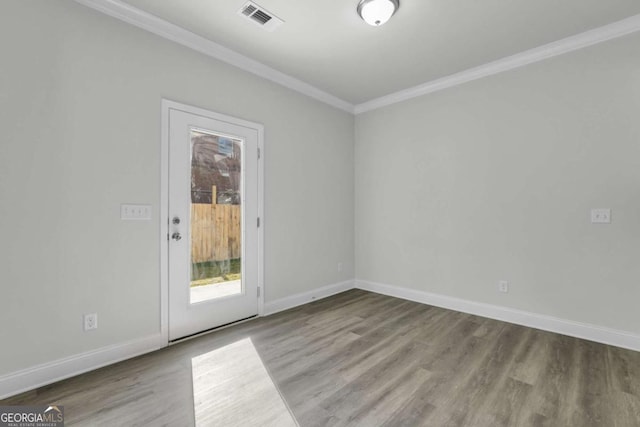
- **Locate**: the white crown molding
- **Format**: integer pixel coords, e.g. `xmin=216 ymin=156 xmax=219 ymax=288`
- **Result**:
xmin=355 ymin=13 xmax=640 ymax=114
xmin=73 ymin=1 xmax=640 ymax=116
xmin=356 ymin=280 xmax=640 ymax=352
xmin=73 ymin=0 xmax=355 ymax=114
xmin=264 ymin=279 xmax=354 ymax=316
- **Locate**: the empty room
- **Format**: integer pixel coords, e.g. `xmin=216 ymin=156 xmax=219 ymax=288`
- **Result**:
xmin=1 ymin=0 xmax=640 ymax=425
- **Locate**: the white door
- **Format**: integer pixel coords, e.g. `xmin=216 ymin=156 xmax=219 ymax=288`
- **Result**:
xmin=167 ymin=104 xmax=261 ymax=341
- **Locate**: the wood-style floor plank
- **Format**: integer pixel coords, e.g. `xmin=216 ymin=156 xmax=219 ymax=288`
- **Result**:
xmin=3 ymin=289 xmax=640 ymax=426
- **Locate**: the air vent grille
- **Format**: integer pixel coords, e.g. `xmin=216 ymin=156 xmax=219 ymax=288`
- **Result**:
xmin=241 ymin=5 xmax=257 ymax=16
xmin=251 ymin=10 xmax=272 ymax=25
xmin=237 ymin=2 xmax=284 ymax=32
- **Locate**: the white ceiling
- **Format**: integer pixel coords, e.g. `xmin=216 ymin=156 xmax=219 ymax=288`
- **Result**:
xmin=120 ymin=0 xmax=640 ymax=105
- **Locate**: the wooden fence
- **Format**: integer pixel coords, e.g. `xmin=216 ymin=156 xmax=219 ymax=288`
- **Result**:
xmin=191 ymin=187 xmax=241 ymax=263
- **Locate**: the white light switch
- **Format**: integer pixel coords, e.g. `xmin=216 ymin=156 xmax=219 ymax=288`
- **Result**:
xmin=121 ymin=204 xmax=152 ymax=220
xmin=591 ymin=208 xmax=611 ymax=224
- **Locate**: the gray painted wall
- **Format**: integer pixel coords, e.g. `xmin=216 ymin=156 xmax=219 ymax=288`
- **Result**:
xmin=2 ymin=0 xmax=639 ymax=385
xmin=355 ymin=33 xmax=640 ymax=333
xmin=0 ymin=1 xmax=354 ymax=376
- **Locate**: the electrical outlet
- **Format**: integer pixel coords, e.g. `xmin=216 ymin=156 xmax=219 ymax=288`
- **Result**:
xmin=591 ymin=208 xmax=611 ymax=224
xmin=498 ymin=281 xmax=509 ymax=293
xmin=84 ymin=313 xmax=98 ymax=331
xmin=338 ymin=262 xmax=343 ymax=272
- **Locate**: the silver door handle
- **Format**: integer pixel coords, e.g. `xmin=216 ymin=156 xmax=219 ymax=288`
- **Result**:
xmin=171 ymin=232 xmax=182 ymax=241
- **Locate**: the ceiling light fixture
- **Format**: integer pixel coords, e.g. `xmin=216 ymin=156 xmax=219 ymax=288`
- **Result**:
xmin=357 ymin=0 xmax=399 ymax=26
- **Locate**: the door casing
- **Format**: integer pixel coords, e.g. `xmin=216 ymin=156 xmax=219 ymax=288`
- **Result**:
xmin=160 ymin=99 xmax=265 ymax=344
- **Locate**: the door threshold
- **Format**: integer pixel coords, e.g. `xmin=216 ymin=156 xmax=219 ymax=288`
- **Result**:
xmin=169 ymin=314 xmax=258 ymax=345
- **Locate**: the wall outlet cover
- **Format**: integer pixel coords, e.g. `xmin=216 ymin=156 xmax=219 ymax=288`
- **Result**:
xmin=84 ymin=313 xmax=98 ymax=331
xmin=498 ymin=280 xmax=509 ymax=293
xmin=591 ymin=208 xmax=611 ymax=224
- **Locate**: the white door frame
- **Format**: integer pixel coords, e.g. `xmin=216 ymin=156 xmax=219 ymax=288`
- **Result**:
xmin=160 ymin=99 xmax=265 ymax=344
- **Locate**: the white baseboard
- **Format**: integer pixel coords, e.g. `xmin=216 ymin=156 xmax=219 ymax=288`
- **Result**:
xmin=356 ymin=279 xmax=640 ymax=352
xmin=0 ymin=334 xmax=166 ymax=400
xmin=4 ymin=279 xmax=637 ymax=399
xmin=0 ymin=279 xmax=355 ymax=400
xmin=264 ymin=280 xmax=355 ymax=316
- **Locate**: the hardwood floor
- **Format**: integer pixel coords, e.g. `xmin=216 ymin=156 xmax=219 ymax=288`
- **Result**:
xmin=3 ymin=289 xmax=640 ymax=426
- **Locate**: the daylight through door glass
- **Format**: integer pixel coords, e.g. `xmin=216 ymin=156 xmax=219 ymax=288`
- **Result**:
xmin=189 ymin=129 xmax=243 ymax=304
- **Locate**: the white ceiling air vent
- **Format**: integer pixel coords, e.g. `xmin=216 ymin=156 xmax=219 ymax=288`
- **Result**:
xmin=238 ymin=1 xmax=284 ymax=32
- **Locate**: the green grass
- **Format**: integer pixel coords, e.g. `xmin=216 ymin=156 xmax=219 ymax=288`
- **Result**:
xmin=190 ymin=258 xmax=241 ymax=287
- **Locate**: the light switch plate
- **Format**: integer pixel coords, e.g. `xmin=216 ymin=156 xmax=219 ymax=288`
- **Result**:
xmin=591 ymin=208 xmax=611 ymax=224
xmin=121 ymin=204 xmax=152 ymax=220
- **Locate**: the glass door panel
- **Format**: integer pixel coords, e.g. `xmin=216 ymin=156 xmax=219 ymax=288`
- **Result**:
xmin=189 ymin=130 xmax=243 ymax=304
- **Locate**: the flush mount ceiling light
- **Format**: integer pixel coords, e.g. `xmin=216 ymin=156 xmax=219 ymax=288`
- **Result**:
xmin=357 ymin=0 xmax=399 ymax=26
